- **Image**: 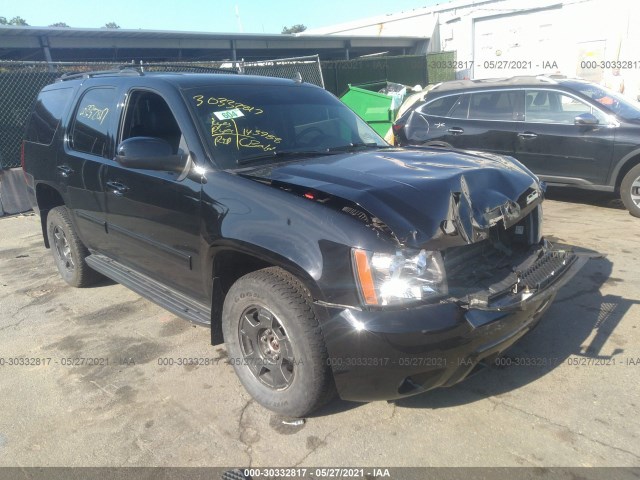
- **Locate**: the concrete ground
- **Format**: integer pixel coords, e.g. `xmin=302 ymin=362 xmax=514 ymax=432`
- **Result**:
xmin=0 ymin=189 xmax=638 ymax=467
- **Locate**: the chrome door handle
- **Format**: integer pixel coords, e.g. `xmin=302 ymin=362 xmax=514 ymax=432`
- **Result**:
xmin=56 ymin=165 xmax=74 ymax=177
xmin=106 ymin=180 xmax=129 ymax=196
xmin=518 ymin=132 xmax=538 ymax=139
xmin=448 ymin=127 xmax=464 ymax=135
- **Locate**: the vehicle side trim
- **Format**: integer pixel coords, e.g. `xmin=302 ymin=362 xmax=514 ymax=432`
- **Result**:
xmin=75 ymin=210 xmax=107 ymax=230
xmin=537 ymin=175 xmax=604 ymax=187
xmin=106 ymin=222 xmax=192 ymax=269
xmin=540 ymin=181 xmax=615 ymax=192
xmin=85 ymin=253 xmax=211 ymax=326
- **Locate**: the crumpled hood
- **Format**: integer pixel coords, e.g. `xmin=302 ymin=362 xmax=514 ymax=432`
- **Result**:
xmin=240 ymin=147 xmax=543 ymax=248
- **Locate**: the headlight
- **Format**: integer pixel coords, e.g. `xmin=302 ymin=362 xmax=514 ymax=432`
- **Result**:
xmin=351 ymin=248 xmax=448 ymax=306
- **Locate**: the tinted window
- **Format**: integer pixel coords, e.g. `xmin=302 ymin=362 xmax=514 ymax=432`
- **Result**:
xmin=121 ymin=91 xmax=183 ymax=154
xmin=421 ymin=95 xmax=460 ymax=116
xmin=469 ymin=91 xmax=520 ymax=121
xmin=186 ymin=85 xmax=386 ymax=169
xmin=71 ymin=88 xmax=116 ymax=157
xmin=25 ymin=87 xmax=73 ymax=145
xmin=525 ymin=90 xmax=598 ymax=124
xmin=449 ymin=94 xmax=470 ymax=119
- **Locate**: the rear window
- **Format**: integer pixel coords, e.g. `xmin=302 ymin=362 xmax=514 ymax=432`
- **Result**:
xmin=24 ymin=87 xmax=73 ymax=145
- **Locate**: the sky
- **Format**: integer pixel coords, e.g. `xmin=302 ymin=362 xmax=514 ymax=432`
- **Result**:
xmin=0 ymin=0 xmax=444 ymax=33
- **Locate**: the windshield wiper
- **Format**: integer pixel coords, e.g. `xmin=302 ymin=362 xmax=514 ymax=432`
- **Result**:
xmin=326 ymin=142 xmax=392 ymax=152
xmin=237 ymin=149 xmax=336 ymax=166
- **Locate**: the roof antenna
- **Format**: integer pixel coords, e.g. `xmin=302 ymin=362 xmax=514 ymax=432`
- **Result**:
xmin=293 ymin=72 xmax=302 ymax=83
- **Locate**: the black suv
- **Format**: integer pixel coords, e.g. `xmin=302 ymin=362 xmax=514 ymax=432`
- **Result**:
xmin=22 ymin=70 xmax=584 ymax=417
xmin=394 ymin=76 xmax=640 ymax=217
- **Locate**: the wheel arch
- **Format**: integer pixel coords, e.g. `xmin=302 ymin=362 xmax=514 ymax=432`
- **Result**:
xmin=35 ymin=183 xmax=65 ymax=248
xmin=207 ymin=245 xmax=325 ymax=345
xmin=613 ymin=148 xmax=640 ymax=192
xmin=424 ymin=140 xmax=454 ymax=149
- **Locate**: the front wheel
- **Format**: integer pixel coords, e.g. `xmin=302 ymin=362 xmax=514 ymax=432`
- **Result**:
xmin=620 ymin=164 xmax=640 ymax=218
xmin=222 ymin=267 xmax=335 ymax=417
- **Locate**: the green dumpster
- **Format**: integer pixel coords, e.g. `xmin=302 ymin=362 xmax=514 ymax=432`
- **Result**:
xmin=340 ymin=81 xmax=407 ymax=138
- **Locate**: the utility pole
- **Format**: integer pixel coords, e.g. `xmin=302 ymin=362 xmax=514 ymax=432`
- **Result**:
xmin=235 ymin=5 xmax=244 ymax=33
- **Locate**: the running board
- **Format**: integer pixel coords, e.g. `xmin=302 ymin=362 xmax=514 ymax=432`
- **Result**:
xmin=85 ymin=253 xmax=211 ymax=326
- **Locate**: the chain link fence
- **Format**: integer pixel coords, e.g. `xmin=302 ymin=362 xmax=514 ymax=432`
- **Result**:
xmin=242 ymin=55 xmax=324 ymax=89
xmin=0 ymin=56 xmax=324 ymax=169
xmin=0 ymin=61 xmax=234 ymax=169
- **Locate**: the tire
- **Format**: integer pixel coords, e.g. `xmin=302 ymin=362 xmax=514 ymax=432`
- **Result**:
xmin=621 ymin=164 xmax=640 ymax=218
xmin=47 ymin=206 xmax=102 ymax=287
xmin=222 ymin=267 xmax=335 ymax=417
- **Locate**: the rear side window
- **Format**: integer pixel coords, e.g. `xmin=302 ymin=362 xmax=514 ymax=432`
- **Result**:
xmin=449 ymin=94 xmax=470 ymax=119
xmin=421 ymin=95 xmax=460 ymax=116
xmin=70 ymin=87 xmax=117 ymax=157
xmin=469 ymin=91 xmax=522 ymax=121
xmin=25 ymin=87 xmax=73 ymax=145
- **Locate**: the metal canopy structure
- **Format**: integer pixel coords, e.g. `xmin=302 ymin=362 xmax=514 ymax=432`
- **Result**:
xmin=0 ymin=26 xmax=429 ymax=62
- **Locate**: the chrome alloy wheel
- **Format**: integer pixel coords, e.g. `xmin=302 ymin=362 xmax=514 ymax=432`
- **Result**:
xmin=630 ymin=175 xmax=640 ymax=207
xmin=52 ymin=225 xmax=75 ymax=272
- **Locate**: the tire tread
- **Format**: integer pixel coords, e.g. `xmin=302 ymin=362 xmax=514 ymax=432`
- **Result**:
xmin=223 ymin=267 xmax=336 ymax=417
xmin=620 ymin=164 xmax=640 ymax=218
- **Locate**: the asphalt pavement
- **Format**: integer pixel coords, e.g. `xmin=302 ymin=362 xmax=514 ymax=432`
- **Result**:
xmin=0 ymin=190 xmax=638 ymax=467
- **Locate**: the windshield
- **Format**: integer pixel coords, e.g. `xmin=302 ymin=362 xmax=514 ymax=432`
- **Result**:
xmin=563 ymin=80 xmax=640 ymax=121
xmin=185 ymin=84 xmax=387 ymax=169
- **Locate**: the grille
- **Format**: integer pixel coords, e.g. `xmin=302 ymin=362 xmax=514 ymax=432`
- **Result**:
xmin=518 ymin=250 xmax=573 ymax=290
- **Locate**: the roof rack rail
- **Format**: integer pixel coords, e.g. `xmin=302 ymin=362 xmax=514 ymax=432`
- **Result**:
xmin=57 ymin=66 xmax=142 ymax=82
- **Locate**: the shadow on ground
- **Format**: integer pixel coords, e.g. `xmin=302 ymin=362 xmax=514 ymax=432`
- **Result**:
xmin=395 ymin=253 xmax=637 ymax=410
xmin=545 ymin=186 xmax=626 ymax=211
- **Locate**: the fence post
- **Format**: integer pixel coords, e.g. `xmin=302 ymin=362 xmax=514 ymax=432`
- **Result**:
xmin=316 ymin=55 xmax=325 ymax=89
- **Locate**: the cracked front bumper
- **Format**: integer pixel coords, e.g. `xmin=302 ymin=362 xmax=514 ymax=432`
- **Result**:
xmin=314 ymin=248 xmax=589 ymax=402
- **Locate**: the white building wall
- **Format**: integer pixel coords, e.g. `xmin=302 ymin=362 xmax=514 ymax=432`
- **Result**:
xmin=306 ymin=0 xmax=640 ymax=96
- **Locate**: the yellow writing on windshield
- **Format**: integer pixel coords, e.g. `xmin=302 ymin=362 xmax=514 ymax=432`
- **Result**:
xmin=78 ymin=104 xmax=109 ymax=124
xmin=211 ymin=118 xmax=281 ymax=152
xmin=193 ymin=95 xmax=263 ymax=115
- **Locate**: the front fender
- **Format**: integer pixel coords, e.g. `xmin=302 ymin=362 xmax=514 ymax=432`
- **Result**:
xmin=201 ymin=171 xmax=394 ymax=306
xmin=609 ymin=146 xmax=640 ymax=187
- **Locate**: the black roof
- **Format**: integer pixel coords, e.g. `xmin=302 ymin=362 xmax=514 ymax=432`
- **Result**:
xmin=429 ymin=75 xmax=569 ymax=94
xmin=50 ymin=70 xmax=316 ymax=89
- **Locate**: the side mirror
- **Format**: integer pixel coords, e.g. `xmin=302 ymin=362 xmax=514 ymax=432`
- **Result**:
xmin=574 ymin=112 xmax=599 ymax=126
xmin=116 ymin=137 xmax=186 ymax=172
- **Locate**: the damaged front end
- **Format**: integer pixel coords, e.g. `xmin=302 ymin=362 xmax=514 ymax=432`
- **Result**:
xmin=239 ymin=150 xmax=583 ymax=312
xmin=318 ymin=199 xmax=587 ymax=401
xmin=347 ymin=201 xmax=587 ymax=312
xmin=235 ymin=149 xmax=588 ymax=402
xmin=442 ymin=213 xmax=586 ymax=312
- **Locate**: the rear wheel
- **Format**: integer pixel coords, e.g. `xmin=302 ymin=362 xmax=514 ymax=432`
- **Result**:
xmin=620 ymin=164 xmax=640 ymax=218
xmin=47 ymin=206 xmax=102 ymax=287
xmin=222 ymin=267 xmax=335 ymax=417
